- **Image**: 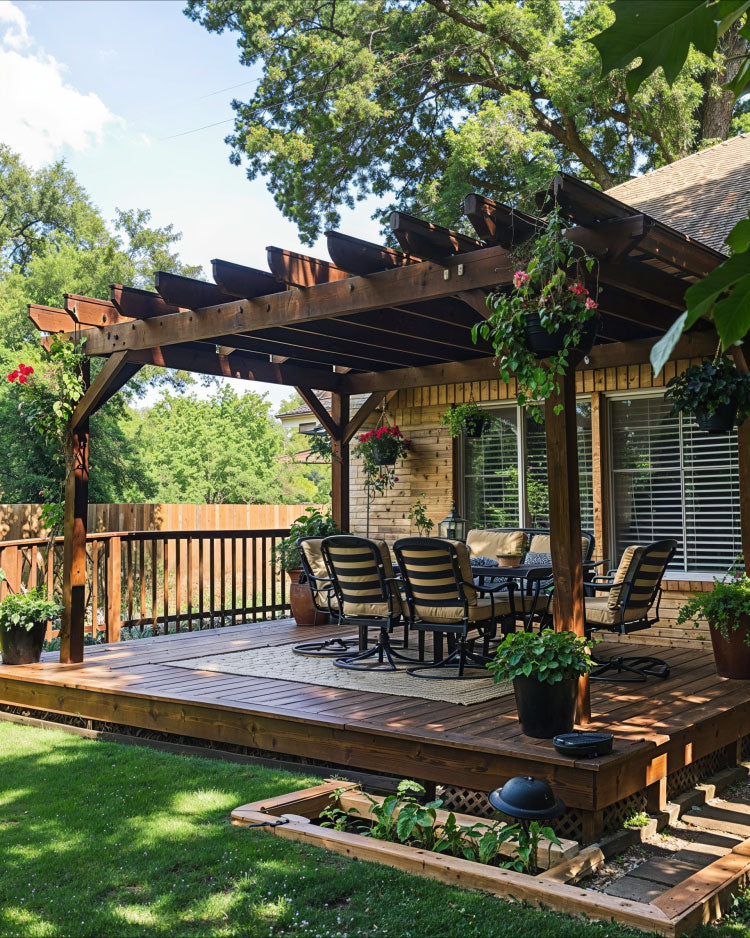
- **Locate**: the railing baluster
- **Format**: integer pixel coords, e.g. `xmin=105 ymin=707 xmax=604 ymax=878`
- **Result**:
xmin=162 ymin=537 xmax=169 ymax=635
xmin=261 ymin=536 xmax=268 ymax=620
xmin=220 ymin=536 xmax=226 ymax=627
xmin=175 ymin=536 xmax=182 ymax=633
xmin=252 ymin=536 xmax=258 ymax=623
xmin=241 ymin=536 xmax=247 ymax=621
xmin=209 ymin=536 xmax=215 ymax=628
xmin=198 ymin=536 xmax=205 ymax=629
xmin=126 ymin=539 xmax=134 ymax=626
xmin=151 ymin=539 xmax=158 ymax=633
xmin=187 ymin=535 xmax=194 ymax=631
xmin=91 ymin=540 xmax=99 ymax=639
xmin=231 ymin=536 xmax=237 ymax=627
xmin=139 ymin=539 xmax=146 ymax=632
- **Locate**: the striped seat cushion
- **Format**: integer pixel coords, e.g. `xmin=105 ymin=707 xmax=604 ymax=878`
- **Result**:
xmin=326 ymin=539 xmax=405 ymax=618
xmin=300 ymin=538 xmax=338 ymax=613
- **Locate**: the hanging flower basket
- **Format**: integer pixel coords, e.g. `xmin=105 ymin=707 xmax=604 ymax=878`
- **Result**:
xmin=472 ymin=209 xmax=600 ymax=422
xmin=354 ymin=425 xmax=411 ymax=495
xmin=440 ymin=402 xmax=495 ymax=439
xmin=666 ymin=356 xmax=750 ymax=435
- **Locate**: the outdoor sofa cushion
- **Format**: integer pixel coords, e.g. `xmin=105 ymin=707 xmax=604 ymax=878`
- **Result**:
xmin=584 ymin=596 xmax=649 ymax=626
xmin=466 ymin=529 xmax=527 ymax=559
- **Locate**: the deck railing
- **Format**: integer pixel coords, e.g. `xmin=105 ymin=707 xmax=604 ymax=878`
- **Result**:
xmin=0 ymin=528 xmax=291 ymax=641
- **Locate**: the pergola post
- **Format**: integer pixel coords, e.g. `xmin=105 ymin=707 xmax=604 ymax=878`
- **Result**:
xmin=545 ymin=370 xmax=590 ymax=724
xmin=731 ymin=348 xmax=750 ymax=571
xmin=331 ymin=392 xmax=350 ymax=531
xmin=61 ymin=352 xmax=90 ymax=664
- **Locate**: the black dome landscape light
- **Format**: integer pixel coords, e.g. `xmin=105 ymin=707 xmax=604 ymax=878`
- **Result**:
xmin=489 ymin=775 xmax=565 ymax=839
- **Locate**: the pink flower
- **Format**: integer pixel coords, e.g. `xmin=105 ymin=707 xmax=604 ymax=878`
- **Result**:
xmin=585 ymin=297 xmax=598 ymax=310
xmin=568 ymin=282 xmax=586 ymax=296
xmin=513 ymin=269 xmax=531 ymax=289
xmin=394 ymin=477 xmax=399 ymax=482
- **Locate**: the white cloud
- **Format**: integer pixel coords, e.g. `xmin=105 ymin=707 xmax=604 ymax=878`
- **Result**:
xmin=0 ymin=0 xmax=29 ymax=50
xmin=0 ymin=1 xmax=121 ymax=166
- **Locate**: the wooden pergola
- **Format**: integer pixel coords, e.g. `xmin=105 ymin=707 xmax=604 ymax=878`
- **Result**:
xmin=31 ymin=172 xmax=745 ymax=724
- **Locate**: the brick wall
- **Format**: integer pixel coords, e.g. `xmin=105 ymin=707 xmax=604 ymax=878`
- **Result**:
xmin=347 ymin=358 xmax=714 ymax=646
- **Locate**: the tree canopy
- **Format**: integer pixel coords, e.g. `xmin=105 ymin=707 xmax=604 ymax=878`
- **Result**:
xmin=186 ymin=0 xmax=747 ymax=241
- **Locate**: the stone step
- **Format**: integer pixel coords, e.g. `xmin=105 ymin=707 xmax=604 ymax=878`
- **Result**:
xmin=682 ymin=802 xmax=750 ymax=839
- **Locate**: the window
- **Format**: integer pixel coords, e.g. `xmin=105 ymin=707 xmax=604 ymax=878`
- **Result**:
xmin=462 ymin=402 xmax=594 ymax=531
xmin=609 ymin=394 xmax=741 ymax=573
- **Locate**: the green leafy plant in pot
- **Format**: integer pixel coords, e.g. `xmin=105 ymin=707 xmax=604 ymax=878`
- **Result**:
xmin=487 ymin=629 xmax=594 ymax=738
xmin=272 ymin=508 xmax=342 ymax=626
xmin=0 ymin=571 xmax=63 ymax=665
xmin=440 ymin=402 xmax=494 ymax=439
xmin=666 ymin=356 xmax=750 ymax=434
xmin=472 ymin=209 xmax=599 ymax=423
xmin=677 ymin=571 xmax=750 ymax=679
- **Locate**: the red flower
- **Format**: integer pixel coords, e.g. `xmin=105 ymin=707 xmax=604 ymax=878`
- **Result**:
xmin=585 ymin=297 xmax=598 ymax=310
xmin=7 ymin=371 xmax=17 ymax=382
xmin=20 ymin=364 xmax=33 ymax=376
xmin=394 ymin=476 xmax=399 ymax=482
xmin=568 ymin=282 xmax=586 ymax=296
xmin=18 ymin=375 xmax=27 ymax=384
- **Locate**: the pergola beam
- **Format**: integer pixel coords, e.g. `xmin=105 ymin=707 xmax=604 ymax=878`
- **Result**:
xmin=211 ymin=258 xmax=284 ymax=298
xmin=463 ymin=194 xmax=538 ymax=247
xmin=111 ymin=284 xmax=183 ymax=320
xmin=267 ymin=246 xmax=350 ymax=287
xmin=294 ymin=387 xmax=337 ymax=438
xmin=28 ymin=304 xmax=75 ymax=333
xmin=390 ymin=211 xmax=484 ymax=260
xmin=78 ymin=245 xmax=514 ymax=357
xmin=155 ymin=271 xmax=235 ymax=308
xmin=71 ymin=351 xmax=134 ymax=431
xmin=343 ymin=390 xmax=398 ymax=445
xmin=126 ymin=344 xmax=343 ymax=391
xmin=326 ymin=231 xmax=417 ymax=274
xmin=64 ymin=294 xmax=131 ymax=327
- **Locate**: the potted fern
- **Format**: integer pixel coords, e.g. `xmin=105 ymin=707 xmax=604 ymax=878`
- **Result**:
xmin=666 ymin=356 xmax=750 ymax=434
xmin=440 ymin=402 xmax=494 ymax=439
xmin=487 ymin=629 xmax=594 ymax=738
xmin=473 ymin=210 xmax=599 ymax=422
xmin=0 ymin=572 xmax=62 ymax=665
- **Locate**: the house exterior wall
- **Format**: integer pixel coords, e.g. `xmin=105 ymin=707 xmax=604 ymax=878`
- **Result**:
xmin=348 ymin=355 xmax=713 ymax=646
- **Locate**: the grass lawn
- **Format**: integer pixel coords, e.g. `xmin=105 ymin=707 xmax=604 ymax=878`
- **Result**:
xmin=2 ymin=721 xmax=750 ymax=938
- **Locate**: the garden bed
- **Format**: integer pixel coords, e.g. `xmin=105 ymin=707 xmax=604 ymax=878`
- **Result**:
xmin=232 ymin=780 xmax=750 ymax=936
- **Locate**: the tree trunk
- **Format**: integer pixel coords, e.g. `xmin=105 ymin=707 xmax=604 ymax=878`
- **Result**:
xmin=700 ymin=27 xmax=748 ymax=142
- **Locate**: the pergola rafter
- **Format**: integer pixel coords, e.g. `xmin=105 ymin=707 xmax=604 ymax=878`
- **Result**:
xmin=31 ymin=171 xmax=738 ymax=726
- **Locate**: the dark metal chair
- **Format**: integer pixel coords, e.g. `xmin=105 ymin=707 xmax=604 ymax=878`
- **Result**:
xmin=292 ymin=537 xmax=360 ymax=658
xmin=584 ymin=539 xmax=678 ymax=682
xmin=393 ymin=537 xmax=516 ymax=679
xmin=322 ymin=535 xmax=412 ymax=671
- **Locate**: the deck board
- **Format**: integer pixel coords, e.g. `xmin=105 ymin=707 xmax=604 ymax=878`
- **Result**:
xmin=1 ymin=619 xmax=748 ymax=820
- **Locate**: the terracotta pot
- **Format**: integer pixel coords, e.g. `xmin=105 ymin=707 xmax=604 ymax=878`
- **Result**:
xmin=0 ymin=621 xmax=46 ymax=665
xmin=523 ymin=311 xmax=599 ymax=362
xmin=513 ymin=675 xmax=577 ymax=738
xmin=695 ymin=401 xmax=737 ymax=434
xmin=497 ymin=553 xmax=523 ymax=567
xmin=708 ymin=613 xmax=750 ymax=679
xmin=286 ymin=567 xmax=327 ymax=627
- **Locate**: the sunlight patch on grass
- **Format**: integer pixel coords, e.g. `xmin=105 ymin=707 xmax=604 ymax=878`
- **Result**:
xmin=171 ymin=788 xmax=239 ymax=815
xmin=114 ymin=905 xmax=160 ymax=927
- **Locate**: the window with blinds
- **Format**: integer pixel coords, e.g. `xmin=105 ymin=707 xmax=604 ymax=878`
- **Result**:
xmin=463 ymin=402 xmax=594 ymax=532
xmin=609 ymin=394 xmax=741 ymax=573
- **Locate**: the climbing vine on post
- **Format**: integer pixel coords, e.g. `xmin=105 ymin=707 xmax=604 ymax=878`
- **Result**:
xmin=8 ymin=337 xmax=88 ymax=531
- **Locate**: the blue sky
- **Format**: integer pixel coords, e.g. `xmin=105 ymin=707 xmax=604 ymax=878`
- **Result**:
xmin=1 ymin=0 xmax=384 ymax=408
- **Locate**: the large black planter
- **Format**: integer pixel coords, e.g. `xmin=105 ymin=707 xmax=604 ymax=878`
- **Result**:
xmin=523 ymin=312 xmax=599 ymax=361
xmin=463 ymin=415 xmax=492 ymax=439
xmin=0 ymin=621 xmax=46 ymax=665
xmin=695 ymin=401 xmax=738 ymax=434
xmin=513 ymin=675 xmax=577 ymax=738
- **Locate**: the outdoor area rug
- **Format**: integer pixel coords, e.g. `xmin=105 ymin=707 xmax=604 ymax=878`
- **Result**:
xmin=172 ymin=643 xmax=514 ymax=706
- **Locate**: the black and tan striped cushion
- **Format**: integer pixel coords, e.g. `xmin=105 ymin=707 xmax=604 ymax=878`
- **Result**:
xmin=326 ymin=539 xmax=404 ymax=618
xmin=398 ymin=539 xmax=508 ymax=623
xmin=606 ymin=543 xmax=672 ymax=616
xmin=300 ymin=538 xmax=338 ymax=612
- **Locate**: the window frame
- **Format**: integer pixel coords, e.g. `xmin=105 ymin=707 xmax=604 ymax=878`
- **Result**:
xmin=605 ymin=388 xmax=741 ymax=579
xmin=457 ymin=396 xmax=593 ymax=530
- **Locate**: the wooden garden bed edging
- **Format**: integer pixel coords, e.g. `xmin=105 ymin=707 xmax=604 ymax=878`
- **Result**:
xmin=231 ymin=781 xmax=672 ymax=935
xmin=232 ymin=781 xmax=750 ymax=936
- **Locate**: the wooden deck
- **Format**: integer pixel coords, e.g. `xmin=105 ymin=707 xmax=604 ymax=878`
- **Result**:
xmin=1 ymin=620 xmax=748 ymax=841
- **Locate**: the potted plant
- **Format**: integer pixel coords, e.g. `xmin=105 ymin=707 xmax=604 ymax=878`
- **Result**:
xmin=353 ymin=425 xmax=411 ymax=495
xmin=0 ymin=574 xmax=63 ymax=665
xmin=666 ymin=356 xmax=750 ymax=434
xmin=486 ymin=629 xmax=594 ymax=738
xmin=472 ymin=210 xmax=599 ymax=422
xmin=440 ymin=402 xmax=495 ymax=439
xmin=272 ymin=507 xmax=342 ymax=626
xmin=677 ymin=572 xmax=750 ymax=679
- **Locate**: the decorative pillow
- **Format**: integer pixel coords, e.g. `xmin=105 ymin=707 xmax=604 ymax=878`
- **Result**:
xmin=523 ymin=551 xmax=551 ymax=566
xmin=607 ymin=545 xmax=642 ymax=610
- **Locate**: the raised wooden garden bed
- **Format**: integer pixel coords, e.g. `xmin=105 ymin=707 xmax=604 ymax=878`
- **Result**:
xmin=232 ymin=780 xmax=750 ymax=936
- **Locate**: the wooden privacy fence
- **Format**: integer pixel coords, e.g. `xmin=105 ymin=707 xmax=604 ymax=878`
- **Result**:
xmin=0 ymin=528 xmax=292 ymax=641
xmin=0 ymin=503 xmax=323 ymax=541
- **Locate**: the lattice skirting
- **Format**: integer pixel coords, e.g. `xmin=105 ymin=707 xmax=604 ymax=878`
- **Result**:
xmin=666 ymin=744 xmax=735 ymax=800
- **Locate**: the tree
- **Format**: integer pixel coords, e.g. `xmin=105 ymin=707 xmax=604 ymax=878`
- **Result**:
xmin=591 ymin=0 xmax=750 ymax=369
xmin=131 ymin=386 xmax=289 ymax=504
xmin=186 ymin=0 xmax=745 ymax=241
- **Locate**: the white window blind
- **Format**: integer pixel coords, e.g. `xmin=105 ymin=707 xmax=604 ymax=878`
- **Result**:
xmin=463 ymin=402 xmax=594 ymax=532
xmin=609 ymin=395 xmax=741 ymax=573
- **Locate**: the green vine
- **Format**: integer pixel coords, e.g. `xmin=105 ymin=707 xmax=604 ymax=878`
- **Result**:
xmin=472 ymin=210 xmax=598 ymax=423
xmin=8 ymin=337 xmax=87 ymax=531
xmin=408 ymin=494 xmax=434 ymax=536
